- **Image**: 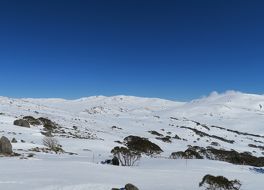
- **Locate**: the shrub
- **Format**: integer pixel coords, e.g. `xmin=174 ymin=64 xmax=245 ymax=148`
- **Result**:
xmin=23 ymin=116 xmax=42 ymax=126
xmin=43 ymin=124 xmax=56 ymax=131
xmin=124 ymin=135 xmax=163 ymax=155
xmin=111 ymin=146 xmax=141 ymax=166
xmin=170 ymin=146 xmax=264 ymax=167
xmin=199 ymin=174 xmax=241 ymax=190
xmin=148 ymin=130 xmax=163 ymax=137
xmin=170 ymin=148 xmax=203 ymax=159
xmin=39 ymin=117 xmax=57 ymax=130
xmin=156 ymin=136 xmax=172 ymax=143
xmin=42 ymin=137 xmax=63 ymax=153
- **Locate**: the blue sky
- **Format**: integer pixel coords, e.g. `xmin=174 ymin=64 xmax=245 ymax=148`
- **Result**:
xmin=0 ymin=0 xmax=263 ymax=100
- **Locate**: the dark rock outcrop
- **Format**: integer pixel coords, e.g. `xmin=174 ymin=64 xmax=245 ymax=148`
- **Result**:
xmin=13 ymin=119 xmax=30 ymax=128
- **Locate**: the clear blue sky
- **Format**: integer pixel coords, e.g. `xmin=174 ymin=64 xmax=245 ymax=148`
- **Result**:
xmin=0 ymin=0 xmax=263 ymax=100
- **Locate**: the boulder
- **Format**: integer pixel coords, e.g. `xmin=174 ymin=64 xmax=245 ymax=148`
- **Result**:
xmin=14 ymin=119 xmax=30 ymax=128
xmin=0 ymin=136 xmax=13 ymax=154
xmin=125 ymin=184 xmax=139 ymax=190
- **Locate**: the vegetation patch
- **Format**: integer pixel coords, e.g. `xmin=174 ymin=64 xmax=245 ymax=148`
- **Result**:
xmin=190 ymin=120 xmax=210 ymax=131
xmin=211 ymin=142 xmax=220 ymax=147
xmin=248 ymin=144 xmax=264 ymax=151
xmin=180 ymin=126 xmax=235 ymax=144
xmin=170 ymin=145 xmax=264 ymax=167
xmin=211 ymin=125 xmax=264 ymax=138
xmin=23 ymin=116 xmax=42 ymax=126
xmin=42 ymin=137 xmax=64 ymax=154
xmin=156 ymin=136 xmax=172 ymax=143
xmin=124 ymin=135 xmax=163 ymax=155
xmin=199 ymin=174 xmax=241 ymax=190
xmin=173 ymin=134 xmax=181 ymax=140
xmin=170 ymin=148 xmax=203 ymax=159
xmin=111 ymin=126 xmax=123 ymax=130
xmin=148 ymin=130 xmax=163 ymax=137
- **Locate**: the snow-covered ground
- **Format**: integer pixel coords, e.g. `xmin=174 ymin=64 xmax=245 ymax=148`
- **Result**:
xmin=0 ymin=91 xmax=264 ymax=190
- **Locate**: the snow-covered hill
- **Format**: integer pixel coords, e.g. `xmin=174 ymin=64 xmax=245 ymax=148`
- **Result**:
xmin=0 ymin=91 xmax=264 ymax=190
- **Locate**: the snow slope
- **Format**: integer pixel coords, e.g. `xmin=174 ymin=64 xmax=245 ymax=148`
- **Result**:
xmin=0 ymin=91 xmax=264 ymax=190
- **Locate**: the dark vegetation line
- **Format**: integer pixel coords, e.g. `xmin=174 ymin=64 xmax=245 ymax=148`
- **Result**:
xmin=179 ymin=117 xmax=264 ymax=139
xmin=210 ymin=125 xmax=264 ymax=138
xmin=179 ymin=126 xmax=235 ymax=144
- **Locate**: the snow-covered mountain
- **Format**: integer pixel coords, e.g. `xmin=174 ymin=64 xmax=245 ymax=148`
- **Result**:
xmin=0 ymin=91 xmax=264 ymax=190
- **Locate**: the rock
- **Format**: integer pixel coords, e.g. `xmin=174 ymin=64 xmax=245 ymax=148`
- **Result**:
xmin=11 ymin=138 xmax=17 ymax=143
xmin=0 ymin=136 xmax=13 ymax=154
xmin=125 ymin=183 xmax=139 ymax=190
xmin=13 ymin=119 xmax=30 ymax=128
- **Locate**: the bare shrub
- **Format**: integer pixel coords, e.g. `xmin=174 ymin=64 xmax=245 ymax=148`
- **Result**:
xmin=42 ymin=137 xmax=63 ymax=153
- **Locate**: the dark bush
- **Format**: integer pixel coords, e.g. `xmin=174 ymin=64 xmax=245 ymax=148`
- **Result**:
xmin=39 ymin=118 xmax=58 ymax=134
xmin=124 ymin=135 xmax=163 ymax=155
xmin=156 ymin=136 xmax=172 ymax=143
xmin=199 ymin=174 xmax=241 ymax=190
xmin=170 ymin=146 xmax=264 ymax=167
xmin=248 ymin=144 xmax=264 ymax=151
xmin=173 ymin=134 xmax=181 ymax=140
xmin=23 ymin=116 xmax=42 ymax=126
xmin=39 ymin=117 xmax=57 ymax=129
xmin=43 ymin=124 xmax=56 ymax=131
xmin=170 ymin=147 xmax=203 ymax=159
xmin=211 ymin=142 xmax=220 ymax=147
xmin=125 ymin=183 xmax=139 ymax=190
xmin=148 ymin=130 xmax=163 ymax=137
xmin=180 ymin=126 xmax=235 ymax=144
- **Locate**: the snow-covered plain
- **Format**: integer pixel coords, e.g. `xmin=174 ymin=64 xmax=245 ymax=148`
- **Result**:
xmin=0 ymin=91 xmax=264 ymax=190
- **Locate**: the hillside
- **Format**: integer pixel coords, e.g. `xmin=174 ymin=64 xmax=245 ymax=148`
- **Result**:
xmin=0 ymin=91 xmax=264 ymax=190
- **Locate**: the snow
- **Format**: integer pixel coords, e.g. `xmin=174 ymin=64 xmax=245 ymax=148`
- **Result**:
xmin=0 ymin=91 xmax=264 ymax=189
